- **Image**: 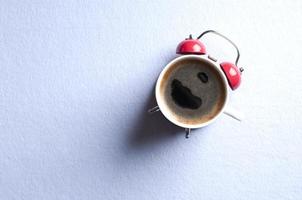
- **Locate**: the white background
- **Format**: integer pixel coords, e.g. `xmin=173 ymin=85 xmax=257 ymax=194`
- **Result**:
xmin=0 ymin=0 xmax=302 ymax=199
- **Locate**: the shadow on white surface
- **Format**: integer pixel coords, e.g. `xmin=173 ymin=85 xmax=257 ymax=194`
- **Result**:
xmin=126 ymin=91 xmax=184 ymax=150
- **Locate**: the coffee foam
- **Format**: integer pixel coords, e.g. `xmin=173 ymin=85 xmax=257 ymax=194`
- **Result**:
xmin=158 ymin=57 xmax=227 ymax=125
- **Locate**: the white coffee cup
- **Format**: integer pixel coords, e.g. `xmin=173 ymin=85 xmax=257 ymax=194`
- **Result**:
xmin=152 ymin=54 xmax=243 ymax=130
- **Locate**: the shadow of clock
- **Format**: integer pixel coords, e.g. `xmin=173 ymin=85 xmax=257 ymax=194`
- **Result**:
xmin=127 ymin=91 xmax=184 ymax=150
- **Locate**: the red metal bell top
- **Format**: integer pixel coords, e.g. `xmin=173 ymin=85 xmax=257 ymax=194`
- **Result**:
xmin=220 ymin=62 xmax=241 ymax=90
xmin=176 ymin=35 xmax=206 ymax=55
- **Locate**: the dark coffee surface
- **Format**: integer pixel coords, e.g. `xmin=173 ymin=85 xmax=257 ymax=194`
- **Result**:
xmin=160 ymin=58 xmax=227 ymax=125
xmin=171 ymin=79 xmax=202 ymax=109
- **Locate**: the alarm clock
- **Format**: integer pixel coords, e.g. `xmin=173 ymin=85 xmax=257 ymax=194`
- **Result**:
xmin=149 ymin=30 xmax=244 ymax=138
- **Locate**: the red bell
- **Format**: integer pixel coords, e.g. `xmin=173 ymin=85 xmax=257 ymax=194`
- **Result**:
xmin=220 ymin=62 xmax=242 ymax=90
xmin=176 ymin=35 xmax=206 ymax=55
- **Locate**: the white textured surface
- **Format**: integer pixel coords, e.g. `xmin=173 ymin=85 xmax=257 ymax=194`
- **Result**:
xmin=0 ymin=1 xmax=302 ymax=199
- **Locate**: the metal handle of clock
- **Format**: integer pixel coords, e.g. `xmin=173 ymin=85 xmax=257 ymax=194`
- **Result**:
xmin=197 ymin=30 xmax=240 ymax=65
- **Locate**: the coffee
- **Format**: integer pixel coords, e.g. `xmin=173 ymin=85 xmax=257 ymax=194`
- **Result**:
xmin=159 ymin=57 xmax=227 ymax=125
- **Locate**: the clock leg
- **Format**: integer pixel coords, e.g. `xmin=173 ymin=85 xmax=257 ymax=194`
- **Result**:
xmin=185 ymin=128 xmax=191 ymax=138
xmin=148 ymin=106 xmax=160 ymax=114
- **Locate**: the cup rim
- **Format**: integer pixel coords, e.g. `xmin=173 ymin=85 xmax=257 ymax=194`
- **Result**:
xmin=155 ymin=54 xmax=229 ymax=129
